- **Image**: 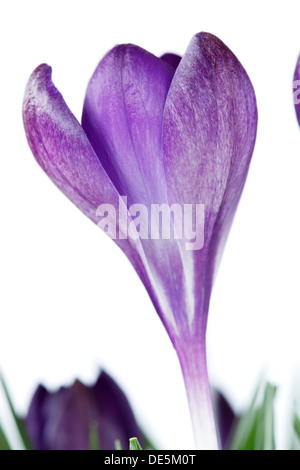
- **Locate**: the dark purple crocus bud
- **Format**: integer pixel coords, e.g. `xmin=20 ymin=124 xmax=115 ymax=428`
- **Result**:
xmin=25 ymin=371 xmax=143 ymax=450
xmin=213 ymin=390 xmax=236 ymax=450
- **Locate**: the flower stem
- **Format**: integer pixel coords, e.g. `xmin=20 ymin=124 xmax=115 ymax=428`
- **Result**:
xmin=178 ymin=343 xmax=219 ymax=450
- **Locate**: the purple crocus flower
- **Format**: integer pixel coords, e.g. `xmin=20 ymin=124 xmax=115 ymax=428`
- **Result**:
xmin=23 ymin=32 xmax=257 ymax=449
xmin=25 ymin=371 xmax=143 ymax=450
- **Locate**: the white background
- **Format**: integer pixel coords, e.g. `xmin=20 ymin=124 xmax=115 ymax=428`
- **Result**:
xmin=1 ymin=0 xmax=300 ymax=450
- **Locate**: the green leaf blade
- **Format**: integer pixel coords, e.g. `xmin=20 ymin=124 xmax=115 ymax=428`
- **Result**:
xmin=230 ymin=381 xmax=277 ymax=451
xmin=0 ymin=372 xmax=32 ymax=450
xmin=0 ymin=421 xmax=11 ymax=450
xmin=129 ymin=437 xmax=142 ymax=450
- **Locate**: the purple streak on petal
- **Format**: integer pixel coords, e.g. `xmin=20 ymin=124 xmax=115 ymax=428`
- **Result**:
xmin=160 ymin=53 xmax=181 ymax=70
xmin=293 ymin=55 xmax=300 ymax=126
xmin=179 ymin=343 xmax=219 ymax=449
xmin=25 ymin=371 xmax=143 ymax=450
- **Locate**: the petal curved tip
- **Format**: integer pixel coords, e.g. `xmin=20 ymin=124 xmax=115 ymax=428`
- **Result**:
xmin=22 ymin=60 xmax=122 ymax=225
xmin=23 ymin=63 xmax=54 ymax=143
xmin=194 ymin=31 xmax=221 ymax=43
xmin=192 ymin=31 xmax=226 ymax=49
xmin=23 ymin=64 xmax=52 ymax=103
xmin=27 ymin=63 xmax=52 ymax=80
xmin=192 ymin=31 xmax=253 ymax=72
xmin=190 ymin=30 xmax=258 ymax=132
xmin=31 ymin=63 xmax=52 ymax=77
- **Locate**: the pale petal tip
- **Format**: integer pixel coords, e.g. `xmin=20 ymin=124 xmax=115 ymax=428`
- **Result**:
xmin=24 ymin=63 xmax=52 ymax=92
xmin=23 ymin=64 xmax=54 ymax=119
xmin=191 ymin=31 xmax=237 ymax=60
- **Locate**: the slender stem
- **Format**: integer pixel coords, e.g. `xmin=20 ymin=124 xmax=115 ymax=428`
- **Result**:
xmin=178 ymin=343 xmax=219 ymax=450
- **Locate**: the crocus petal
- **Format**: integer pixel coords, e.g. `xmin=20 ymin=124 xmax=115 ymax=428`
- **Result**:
xmin=23 ymin=61 xmax=187 ymax=346
xmin=25 ymin=371 xmax=143 ymax=450
xmin=160 ymin=53 xmax=181 ymax=70
xmin=162 ymin=32 xmax=257 ymax=449
xmin=293 ymin=55 xmax=300 ymax=125
xmin=82 ymin=44 xmax=174 ymax=206
xmin=22 ymin=63 xmax=158 ymax=295
xmin=23 ymin=64 xmax=120 ymax=225
xmin=163 ymin=32 xmax=257 ymax=337
xmin=82 ymin=45 xmax=189 ymax=340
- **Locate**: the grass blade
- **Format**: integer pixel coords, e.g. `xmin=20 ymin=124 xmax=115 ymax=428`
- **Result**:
xmin=0 ymin=372 xmax=31 ymax=450
xmin=129 ymin=437 xmax=142 ymax=450
xmin=0 ymin=420 xmax=11 ymax=450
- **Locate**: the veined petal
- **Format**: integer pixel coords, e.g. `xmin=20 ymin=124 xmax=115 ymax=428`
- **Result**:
xmin=161 ymin=34 xmax=257 ymax=449
xmin=23 ymin=64 xmax=121 ymax=225
xmin=82 ymin=44 xmax=175 ymax=206
xmin=22 ymin=64 xmax=163 ymax=300
xmin=22 ymin=63 xmax=185 ymax=342
xmin=163 ymin=32 xmax=258 ymax=337
xmin=82 ymin=46 xmax=191 ymax=340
